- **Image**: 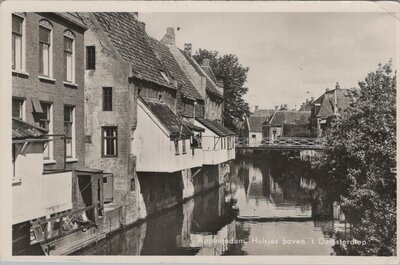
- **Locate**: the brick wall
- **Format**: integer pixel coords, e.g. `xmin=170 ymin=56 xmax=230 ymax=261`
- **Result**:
xmin=12 ymin=12 xmax=86 ymax=170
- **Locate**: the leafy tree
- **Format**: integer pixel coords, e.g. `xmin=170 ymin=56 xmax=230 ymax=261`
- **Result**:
xmin=193 ymin=49 xmax=250 ymax=130
xmin=317 ymin=61 xmax=396 ymax=255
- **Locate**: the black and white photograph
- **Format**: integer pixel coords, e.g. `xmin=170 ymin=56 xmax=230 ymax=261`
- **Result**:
xmin=0 ymin=1 xmax=398 ymax=262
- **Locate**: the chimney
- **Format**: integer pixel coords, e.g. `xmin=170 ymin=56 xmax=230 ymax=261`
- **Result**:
xmin=311 ymin=97 xmax=314 ymax=102
xmin=160 ymin=27 xmax=175 ymax=46
xmin=184 ymin=43 xmax=192 ymax=56
xmin=202 ymin=59 xmax=210 ymax=67
xmin=138 ymin=21 xmax=145 ymax=31
xmin=255 ymin=105 xmax=259 ymax=112
xmin=284 ymin=104 xmax=287 ymax=109
xmin=131 ymin=12 xmax=138 ymax=20
xmin=326 ymin=88 xmax=330 ymax=92
xmin=275 ymin=105 xmax=279 ymax=111
xmin=335 ymin=82 xmax=340 ymax=90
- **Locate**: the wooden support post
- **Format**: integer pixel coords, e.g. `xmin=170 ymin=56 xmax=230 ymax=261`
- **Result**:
xmin=91 ymin=175 xmax=99 ymax=225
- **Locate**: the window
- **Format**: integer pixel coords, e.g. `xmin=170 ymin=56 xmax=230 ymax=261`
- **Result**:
xmin=39 ymin=22 xmax=52 ymax=77
xmin=103 ymin=87 xmax=112 ymax=111
xmin=12 ymin=14 xmax=24 ymax=71
xmin=63 ymin=31 xmax=75 ymax=82
xmin=12 ymin=98 xmax=24 ymax=120
xmin=102 ymin=127 xmax=118 ymax=157
xmin=86 ymin=46 xmax=96 ymax=70
xmin=182 ymin=139 xmax=186 ymax=154
xmin=35 ymin=102 xmax=51 ymax=130
xmin=64 ymin=106 xmax=75 ymax=158
xmin=174 ymin=140 xmax=179 ymax=155
xmin=38 ymin=103 xmax=52 ymax=159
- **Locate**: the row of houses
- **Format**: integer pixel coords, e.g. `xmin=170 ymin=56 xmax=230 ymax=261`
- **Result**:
xmin=11 ymin=12 xmax=235 ymax=255
xmin=240 ymin=83 xmax=358 ymax=143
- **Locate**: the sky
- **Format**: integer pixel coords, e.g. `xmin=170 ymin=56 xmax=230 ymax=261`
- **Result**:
xmin=140 ymin=12 xmax=397 ymax=111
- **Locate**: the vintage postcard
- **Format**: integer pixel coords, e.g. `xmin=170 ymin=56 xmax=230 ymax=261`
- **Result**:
xmin=0 ymin=1 xmax=399 ymax=264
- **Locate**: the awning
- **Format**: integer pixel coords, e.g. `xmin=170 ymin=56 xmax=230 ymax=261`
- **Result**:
xmin=32 ymin=97 xmax=43 ymax=113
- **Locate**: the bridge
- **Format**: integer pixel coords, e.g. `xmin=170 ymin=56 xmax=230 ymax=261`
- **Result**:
xmin=235 ymin=137 xmax=326 ymax=151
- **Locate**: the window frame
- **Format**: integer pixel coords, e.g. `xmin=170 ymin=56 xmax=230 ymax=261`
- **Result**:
xmin=102 ymin=87 xmax=113 ymax=111
xmin=12 ymin=97 xmax=25 ymax=120
xmin=38 ymin=22 xmax=53 ymax=78
xmin=63 ymin=31 xmax=75 ymax=83
xmin=182 ymin=139 xmax=186 ymax=154
xmin=101 ymin=126 xmax=118 ymax=157
xmin=12 ymin=14 xmax=26 ymax=72
xmin=38 ymin=102 xmax=53 ymax=160
xmin=64 ymin=105 xmax=75 ymax=158
xmin=174 ymin=140 xmax=180 ymax=155
xmin=86 ymin=46 xmax=96 ymax=70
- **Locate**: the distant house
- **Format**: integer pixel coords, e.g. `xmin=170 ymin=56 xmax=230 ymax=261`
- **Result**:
xmin=263 ymin=111 xmax=311 ymax=140
xmin=311 ymin=83 xmax=358 ymax=136
xmin=246 ymin=116 xmax=269 ymax=144
xmin=240 ymin=106 xmax=275 ymax=143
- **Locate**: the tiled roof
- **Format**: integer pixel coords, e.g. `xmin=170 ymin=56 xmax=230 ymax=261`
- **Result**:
xmin=314 ymin=89 xmax=357 ymax=117
xmin=196 ymin=117 xmax=235 ymax=136
xmin=253 ymin=109 xmax=275 ymax=118
xmin=248 ymin=116 xmax=269 ymax=132
xmin=141 ymin=97 xmax=191 ymax=138
xmin=147 ymin=37 xmax=203 ymax=100
xmin=180 ymin=51 xmax=223 ymax=99
xmin=268 ymin=111 xmax=311 ymax=126
xmin=181 ymin=120 xmax=205 ymax=132
xmin=12 ymin=118 xmax=47 ymax=139
xmin=92 ymin=13 xmax=174 ymax=89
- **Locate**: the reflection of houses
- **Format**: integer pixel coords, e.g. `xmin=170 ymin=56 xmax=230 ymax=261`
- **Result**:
xmin=311 ymin=83 xmax=358 ymax=137
xmin=11 ymin=12 xmax=104 ymax=255
xmin=262 ymin=111 xmax=311 ymax=140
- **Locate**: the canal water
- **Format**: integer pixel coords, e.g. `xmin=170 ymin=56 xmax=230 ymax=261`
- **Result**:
xmin=74 ymin=157 xmax=349 ymax=256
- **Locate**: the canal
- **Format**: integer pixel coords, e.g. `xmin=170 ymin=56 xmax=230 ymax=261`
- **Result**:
xmin=73 ymin=156 xmax=350 ymax=256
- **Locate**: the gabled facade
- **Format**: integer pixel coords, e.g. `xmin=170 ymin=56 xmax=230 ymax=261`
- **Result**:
xmin=310 ymin=83 xmax=358 ymax=136
xmin=246 ymin=116 xmax=269 ymax=144
xmin=79 ymin=12 xmax=178 ymax=224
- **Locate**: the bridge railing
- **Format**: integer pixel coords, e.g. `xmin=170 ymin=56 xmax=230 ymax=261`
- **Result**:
xmin=236 ymin=137 xmax=326 ymax=148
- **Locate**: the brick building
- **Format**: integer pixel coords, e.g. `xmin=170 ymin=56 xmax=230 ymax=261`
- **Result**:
xmin=12 ymin=12 xmax=87 ymax=170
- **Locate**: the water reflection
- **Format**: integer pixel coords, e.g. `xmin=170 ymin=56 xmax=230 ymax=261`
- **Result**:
xmin=74 ymin=158 xmax=349 ymax=256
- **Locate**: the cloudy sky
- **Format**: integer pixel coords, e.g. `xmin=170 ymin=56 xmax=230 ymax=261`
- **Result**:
xmin=140 ymin=12 xmax=397 ymax=111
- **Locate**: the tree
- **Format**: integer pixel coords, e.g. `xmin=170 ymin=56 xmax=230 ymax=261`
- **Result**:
xmin=317 ymin=61 xmax=396 ymax=255
xmin=193 ymin=49 xmax=250 ymax=130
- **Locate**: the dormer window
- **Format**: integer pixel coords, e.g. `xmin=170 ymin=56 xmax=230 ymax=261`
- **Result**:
xmin=160 ymin=71 xmax=170 ymax=83
xmin=39 ymin=20 xmax=53 ymax=77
